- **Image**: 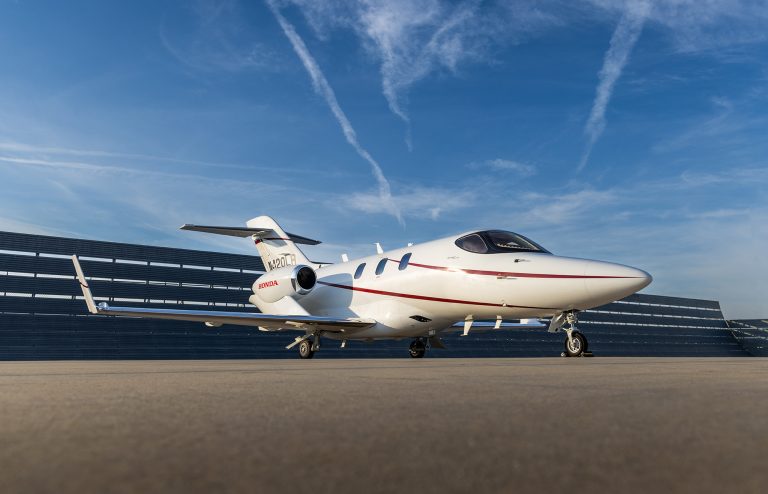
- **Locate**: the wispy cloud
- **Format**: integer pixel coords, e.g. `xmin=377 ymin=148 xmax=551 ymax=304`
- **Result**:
xmin=579 ymin=1 xmax=650 ymax=171
xmin=0 ymin=215 xmax=75 ymax=238
xmin=356 ymin=0 xmax=480 ymax=150
xmin=469 ymin=158 xmax=536 ymax=177
xmin=289 ymin=0 xmax=559 ymax=149
xmin=160 ymin=0 xmax=274 ymax=73
xmin=0 ymin=141 xmax=257 ymax=171
xmin=587 ymin=1 xmax=768 ymax=52
xmin=341 ymin=184 xmax=477 ymax=221
xmin=0 ymin=154 xmax=304 ymax=195
xmin=266 ymin=0 xmax=402 ymax=225
xmin=519 ymin=188 xmax=618 ymax=225
xmin=651 ymin=96 xmax=768 ymax=155
xmin=0 ymin=147 xmax=335 ymax=253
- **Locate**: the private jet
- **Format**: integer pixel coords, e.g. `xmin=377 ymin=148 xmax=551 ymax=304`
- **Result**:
xmin=72 ymin=215 xmax=652 ymax=358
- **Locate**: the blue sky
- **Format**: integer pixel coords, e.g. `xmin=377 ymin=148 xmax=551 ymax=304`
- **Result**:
xmin=0 ymin=0 xmax=766 ymax=317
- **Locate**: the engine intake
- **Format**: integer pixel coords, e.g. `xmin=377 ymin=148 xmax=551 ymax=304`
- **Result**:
xmin=252 ymin=264 xmax=317 ymax=303
xmin=293 ymin=265 xmax=316 ymax=294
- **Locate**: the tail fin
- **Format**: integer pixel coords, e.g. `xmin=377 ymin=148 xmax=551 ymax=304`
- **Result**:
xmin=181 ymin=216 xmax=320 ymax=272
xmin=245 ymin=216 xmax=314 ymax=271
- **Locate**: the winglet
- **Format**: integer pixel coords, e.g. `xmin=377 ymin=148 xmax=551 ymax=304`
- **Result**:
xmin=71 ymin=255 xmax=98 ymax=314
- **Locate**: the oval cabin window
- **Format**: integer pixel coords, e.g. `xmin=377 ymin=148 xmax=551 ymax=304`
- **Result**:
xmin=354 ymin=263 xmax=366 ymax=279
xmin=375 ymin=258 xmax=388 ymax=275
xmin=399 ymin=253 xmax=412 ymax=271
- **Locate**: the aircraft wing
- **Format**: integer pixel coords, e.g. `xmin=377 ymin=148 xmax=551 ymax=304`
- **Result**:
xmin=71 ymin=256 xmax=374 ymax=333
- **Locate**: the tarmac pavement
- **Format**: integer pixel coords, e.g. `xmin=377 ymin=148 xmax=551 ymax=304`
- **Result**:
xmin=1 ymin=358 xmax=767 ymax=493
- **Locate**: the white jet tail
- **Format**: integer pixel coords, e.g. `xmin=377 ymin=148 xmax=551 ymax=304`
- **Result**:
xmin=180 ymin=215 xmax=320 ymax=271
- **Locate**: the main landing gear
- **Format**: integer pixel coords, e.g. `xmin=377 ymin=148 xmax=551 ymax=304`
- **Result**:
xmin=291 ymin=333 xmax=321 ymax=359
xmin=409 ymin=338 xmax=426 ymax=358
xmin=298 ymin=339 xmax=315 ymax=359
xmin=557 ymin=311 xmax=591 ymax=358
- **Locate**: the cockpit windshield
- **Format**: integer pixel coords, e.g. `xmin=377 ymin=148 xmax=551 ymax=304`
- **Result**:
xmin=455 ymin=230 xmax=550 ymax=254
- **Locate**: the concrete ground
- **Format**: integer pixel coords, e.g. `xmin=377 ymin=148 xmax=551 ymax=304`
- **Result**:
xmin=1 ymin=358 xmax=766 ymax=494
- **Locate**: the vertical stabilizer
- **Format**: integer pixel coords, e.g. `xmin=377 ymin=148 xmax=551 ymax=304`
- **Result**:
xmin=246 ymin=216 xmax=313 ymax=271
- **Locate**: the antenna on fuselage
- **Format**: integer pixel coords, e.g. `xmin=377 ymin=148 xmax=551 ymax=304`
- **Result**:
xmin=341 ymin=253 xmax=349 ymax=262
xmin=375 ymin=243 xmax=383 ymax=254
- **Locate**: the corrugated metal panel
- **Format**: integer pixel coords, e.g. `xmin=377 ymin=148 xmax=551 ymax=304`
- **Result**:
xmin=588 ymin=302 xmax=723 ymax=319
xmin=0 ymin=253 xmax=258 ymax=286
xmin=623 ymin=293 xmax=721 ymax=310
xmin=727 ymin=320 xmax=768 ymax=356
xmin=0 ymin=275 xmax=251 ymax=304
xmin=577 ymin=323 xmax=732 ymax=337
xmin=0 ymin=297 xmax=256 ymax=315
xmin=0 ymin=231 xmax=264 ymax=271
xmin=579 ymin=311 xmax=727 ymax=328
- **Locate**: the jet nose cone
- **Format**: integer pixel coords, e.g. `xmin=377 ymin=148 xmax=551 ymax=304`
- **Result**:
xmin=583 ymin=261 xmax=653 ymax=306
xmin=631 ymin=267 xmax=653 ymax=291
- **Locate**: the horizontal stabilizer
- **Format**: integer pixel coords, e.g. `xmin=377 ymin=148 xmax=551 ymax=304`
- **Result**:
xmin=180 ymin=224 xmax=321 ymax=245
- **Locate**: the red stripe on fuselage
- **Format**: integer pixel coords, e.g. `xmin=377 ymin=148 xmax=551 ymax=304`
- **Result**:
xmin=390 ymin=259 xmax=639 ymax=279
xmin=316 ymin=281 xmax=559 ymax=310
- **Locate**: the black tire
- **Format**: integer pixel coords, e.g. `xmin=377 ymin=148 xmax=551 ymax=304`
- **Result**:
xmin=298 ymin=339 xmax=315 ymax=359
xmin=564 ymin=331 xmax=587 ymax=357
xmin=409 ymin=340 xmax=426 ymax=358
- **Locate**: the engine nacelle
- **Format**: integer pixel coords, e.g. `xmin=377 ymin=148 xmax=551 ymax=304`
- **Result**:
xmin=252 ymin=264 xmax=317 ymax=303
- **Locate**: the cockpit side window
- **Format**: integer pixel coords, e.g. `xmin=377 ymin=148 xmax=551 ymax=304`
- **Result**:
xmin=484 ymin=230 xmax=550 ymax=253
xmin=455 ymin=234 xmax=489 ymax=254
xmin=455 ymin=231 xmax=550 ymax=254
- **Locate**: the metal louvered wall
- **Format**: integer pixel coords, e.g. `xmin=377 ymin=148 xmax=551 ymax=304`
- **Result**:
xmin=727 ymin=320 xmax=768 ymax=356
xmin=576 ymin=293 xmax=747 ymax=356
xmin=0 ymin=230 xmax=755 ymax=359
xmin=0 ymin=230 xmax=269 ymax=359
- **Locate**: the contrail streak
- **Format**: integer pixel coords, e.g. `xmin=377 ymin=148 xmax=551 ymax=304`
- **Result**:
xmin=579 ymin=2 xmax=650 ymax=171
xmin=266 ymin=0 xmax=403 ymax=225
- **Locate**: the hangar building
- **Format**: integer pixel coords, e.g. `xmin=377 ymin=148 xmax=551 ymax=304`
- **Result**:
xmin=0 ymin=230 xmax=764 ymax=359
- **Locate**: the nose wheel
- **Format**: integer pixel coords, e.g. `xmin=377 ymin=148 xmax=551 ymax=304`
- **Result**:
xmin=556 ymin=311 xmax=591 ymax=357
xmin=563 ymin=329 xmax=588 ymax=357
xmin=409 ymin=339 xmax=426 ymax=358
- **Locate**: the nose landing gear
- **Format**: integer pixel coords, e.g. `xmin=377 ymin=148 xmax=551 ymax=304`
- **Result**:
xmin=555 ymin=311 xmax=592 ymax=358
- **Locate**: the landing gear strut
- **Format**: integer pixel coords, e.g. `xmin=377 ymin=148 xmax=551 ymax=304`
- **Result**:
xmin=559 ymin=311 xmax=590 ymax=358
xmin=409 ymin=338 xmax=426 ymax=358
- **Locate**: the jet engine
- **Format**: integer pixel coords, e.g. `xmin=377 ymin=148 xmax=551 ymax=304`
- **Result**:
xmin=252 ymin=264 xmax=317 ymax=303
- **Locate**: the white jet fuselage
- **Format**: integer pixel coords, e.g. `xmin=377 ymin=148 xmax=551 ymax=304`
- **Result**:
xmin=72 ymin=217 xmax=653 ymax=358
xmin=251 ymin=233 xmax=651 ymax=340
